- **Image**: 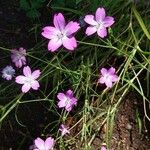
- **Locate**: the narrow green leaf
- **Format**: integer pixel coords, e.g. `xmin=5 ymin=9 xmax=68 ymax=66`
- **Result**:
xmin=76 ymin=0 xmax=82 ymax=5
xmin=132 ymin=5 xmax=150 ymax=40
xmin=26 ymin=9 xmax=40 ymax=18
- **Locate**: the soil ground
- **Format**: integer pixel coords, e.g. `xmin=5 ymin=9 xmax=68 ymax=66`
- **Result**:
xmin=109 ymin=93 xmax=150 ymax=150
xmin=71 ymin=93 xmax=150 ymax=150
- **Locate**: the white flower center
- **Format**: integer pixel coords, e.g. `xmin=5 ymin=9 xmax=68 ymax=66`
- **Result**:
xmin=104 ymin=73 xmax=112 ymax=81
xmin=56 ymin=30 xmax=67 ymax=41
xmin=96 ymin=20 xmax=104 ymax=29
xmin=24 ymin=77 xmax=35 ymax=85
xmin=57 ymin=33 xmax=64 ymax=39
xmin=65 ymin=96 xmax=71 ymax=106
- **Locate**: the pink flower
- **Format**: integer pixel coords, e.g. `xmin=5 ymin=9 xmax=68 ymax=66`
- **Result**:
xmin=41 ymin=13 xmax=80 ymax=52
xmin=101 ymin=146 xmax=107 ymax=150
xmin=11 ymin=47 xmax=26 ymax=68
xmin=84 ymin=7 xmax=115 ymax=38
xmin=34 ymin=137 xmax=55 ymax=150
xmin=59 ymin=124 xmax=70 ymax=136
xmin=15 ymin=66 xmax=41 ymax=93
xmin=57 ymin=89 xmax=77 ymax=111
xmin=98 ymin=67 xmax=119 ymax=88
xmin=1 ymin=66 xmax=15 ymax=80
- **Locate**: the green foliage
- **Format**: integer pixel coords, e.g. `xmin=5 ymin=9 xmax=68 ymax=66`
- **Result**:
xmin=51 ymin=0 xmax=76 ymax=8
xmin=132 ymin=5 xmax=150 ymax=40
xmin=50 ymin=0 xmax=86 ymax=8
xmin=20 ymin=0 xmax=46 ymax=19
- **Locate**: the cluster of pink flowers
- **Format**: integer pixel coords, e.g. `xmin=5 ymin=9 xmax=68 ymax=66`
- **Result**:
xmin=42 ymin=7 xmax=115 ymax=52
xmin=34 ymin=7 xmax=117 ymax=149
xmin=1 ymin=47 xmax=27 ymax=81
xmin=32 ymin=124 xmax=70 ymax=150
xmin=1 ymin=7 xmax=119 ymax=149
xmin=31 ymin=110 xmax=72 ymax=150
xmin=1 ymin=46 xmax=41 ymax=93
xmin=31 ymin=90 xmax=76 ymax=149
xmin=31 ymin=89 xmax=76 ymax=149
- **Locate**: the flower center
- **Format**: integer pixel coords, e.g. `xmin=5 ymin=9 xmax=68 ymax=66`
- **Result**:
xmin=16 ymin=51 xmax=25 ymax=59
xmin=65 ymin=96 xmax=71 ymax=106
xmin=104 ymin=73 xmax=112 ymax=81
xmin=24 ymin=77 xmax=34 ymax=85
xmin=57 ymin=30 xmax=66 ymax=40
xmin=96 ymin=21 xmax=104 ymax=29
xmin=6 ymin=70 xmax=13 ymax=75
xmin=5 ymin=68 xmax=15 ymax=76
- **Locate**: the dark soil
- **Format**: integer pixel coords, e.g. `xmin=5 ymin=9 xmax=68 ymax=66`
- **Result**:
xmin=92 ymin=93 xmax=150 ymax=150
xmin=110 ymin=93 xmax=150 ymax=150
xmin=0 ymin=0 xmax=31 ymax=48
xmin=63 ymin=93 xmax=150 ymax=150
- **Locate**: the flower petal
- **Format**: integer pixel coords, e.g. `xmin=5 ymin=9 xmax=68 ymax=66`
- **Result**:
xmin=15 ymin=75 xmax=26 ymax=84
xmin=58 ymin=101 xmax=67 ymax=108
xmin=11 ymin=49 xmax=17 ymax=54
xmin=23 ymin=66 xmax=32 ymax=77
xmin=99 ymin=77 xmax=105 ymax=84
xmin=45 ymin=137 xmax=54 ymax=150
xmin=57 ymin=93 xmax=66 ymax=101
xmin=108 ymin=67 xmax=115 ymax=74
xmin=62 ymin=37 xmax=77 ymax=50
xmin=41 ymin=26 xmax=58 ymax=39
xmin=34 ymin=138 xmax=45 ymax=150
xmin=15 ymin=59 xmax=22 ymax=68
xmin=65 ymin=103 xmax=73 ymax=111
xmin=66 ymin=98 xmax=77 ymax=111
xmin=19 ymin=47 xmax=26 ymax=53
xmin=103 ymin=16 xmax=115 ymax=27
xmin=22 ymin=83 xmax=31 ymax=93
xmin=66 ymin=90 xmax=73 ymax=97
xmin=65 ymin=21 xmax=80 ymax=36
xmin=95 ymin=7 xmax=106 ymax=22
xmin=100 ymin=68 xmax=108 ymax=75
xmin=32 ymin=70 xmax=41 ymax=79
xmin=111 ymin=75 xmax=119 ymax=82
xmin=101 ymin=146 xmax=107 ymax=150
xmin=84 ymin=15 xmax=97 ymax=26
xmin=105 ymin=79 xmax=113 ymax=88
xmin=59 ymin=124 xmax=70 ymax=136
xmin=85 ymin=26 xmax=97 ymax=36
xmin=71 ymin=97 xmax=77 ymax=105
xmin=57 ymin=93 xmax=67 ymax=108
xmin=48 ymin=38 xmax=62 ymax=52
xmin=97 ymin=27 xmax=107 ymax=38
xmin=53 ymin=13 xmax=65 ymax=30
xmin=31 ymin=81 xmax=40 ymax=90
xmin=22 ymin=58 xmax=26 ymax=65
